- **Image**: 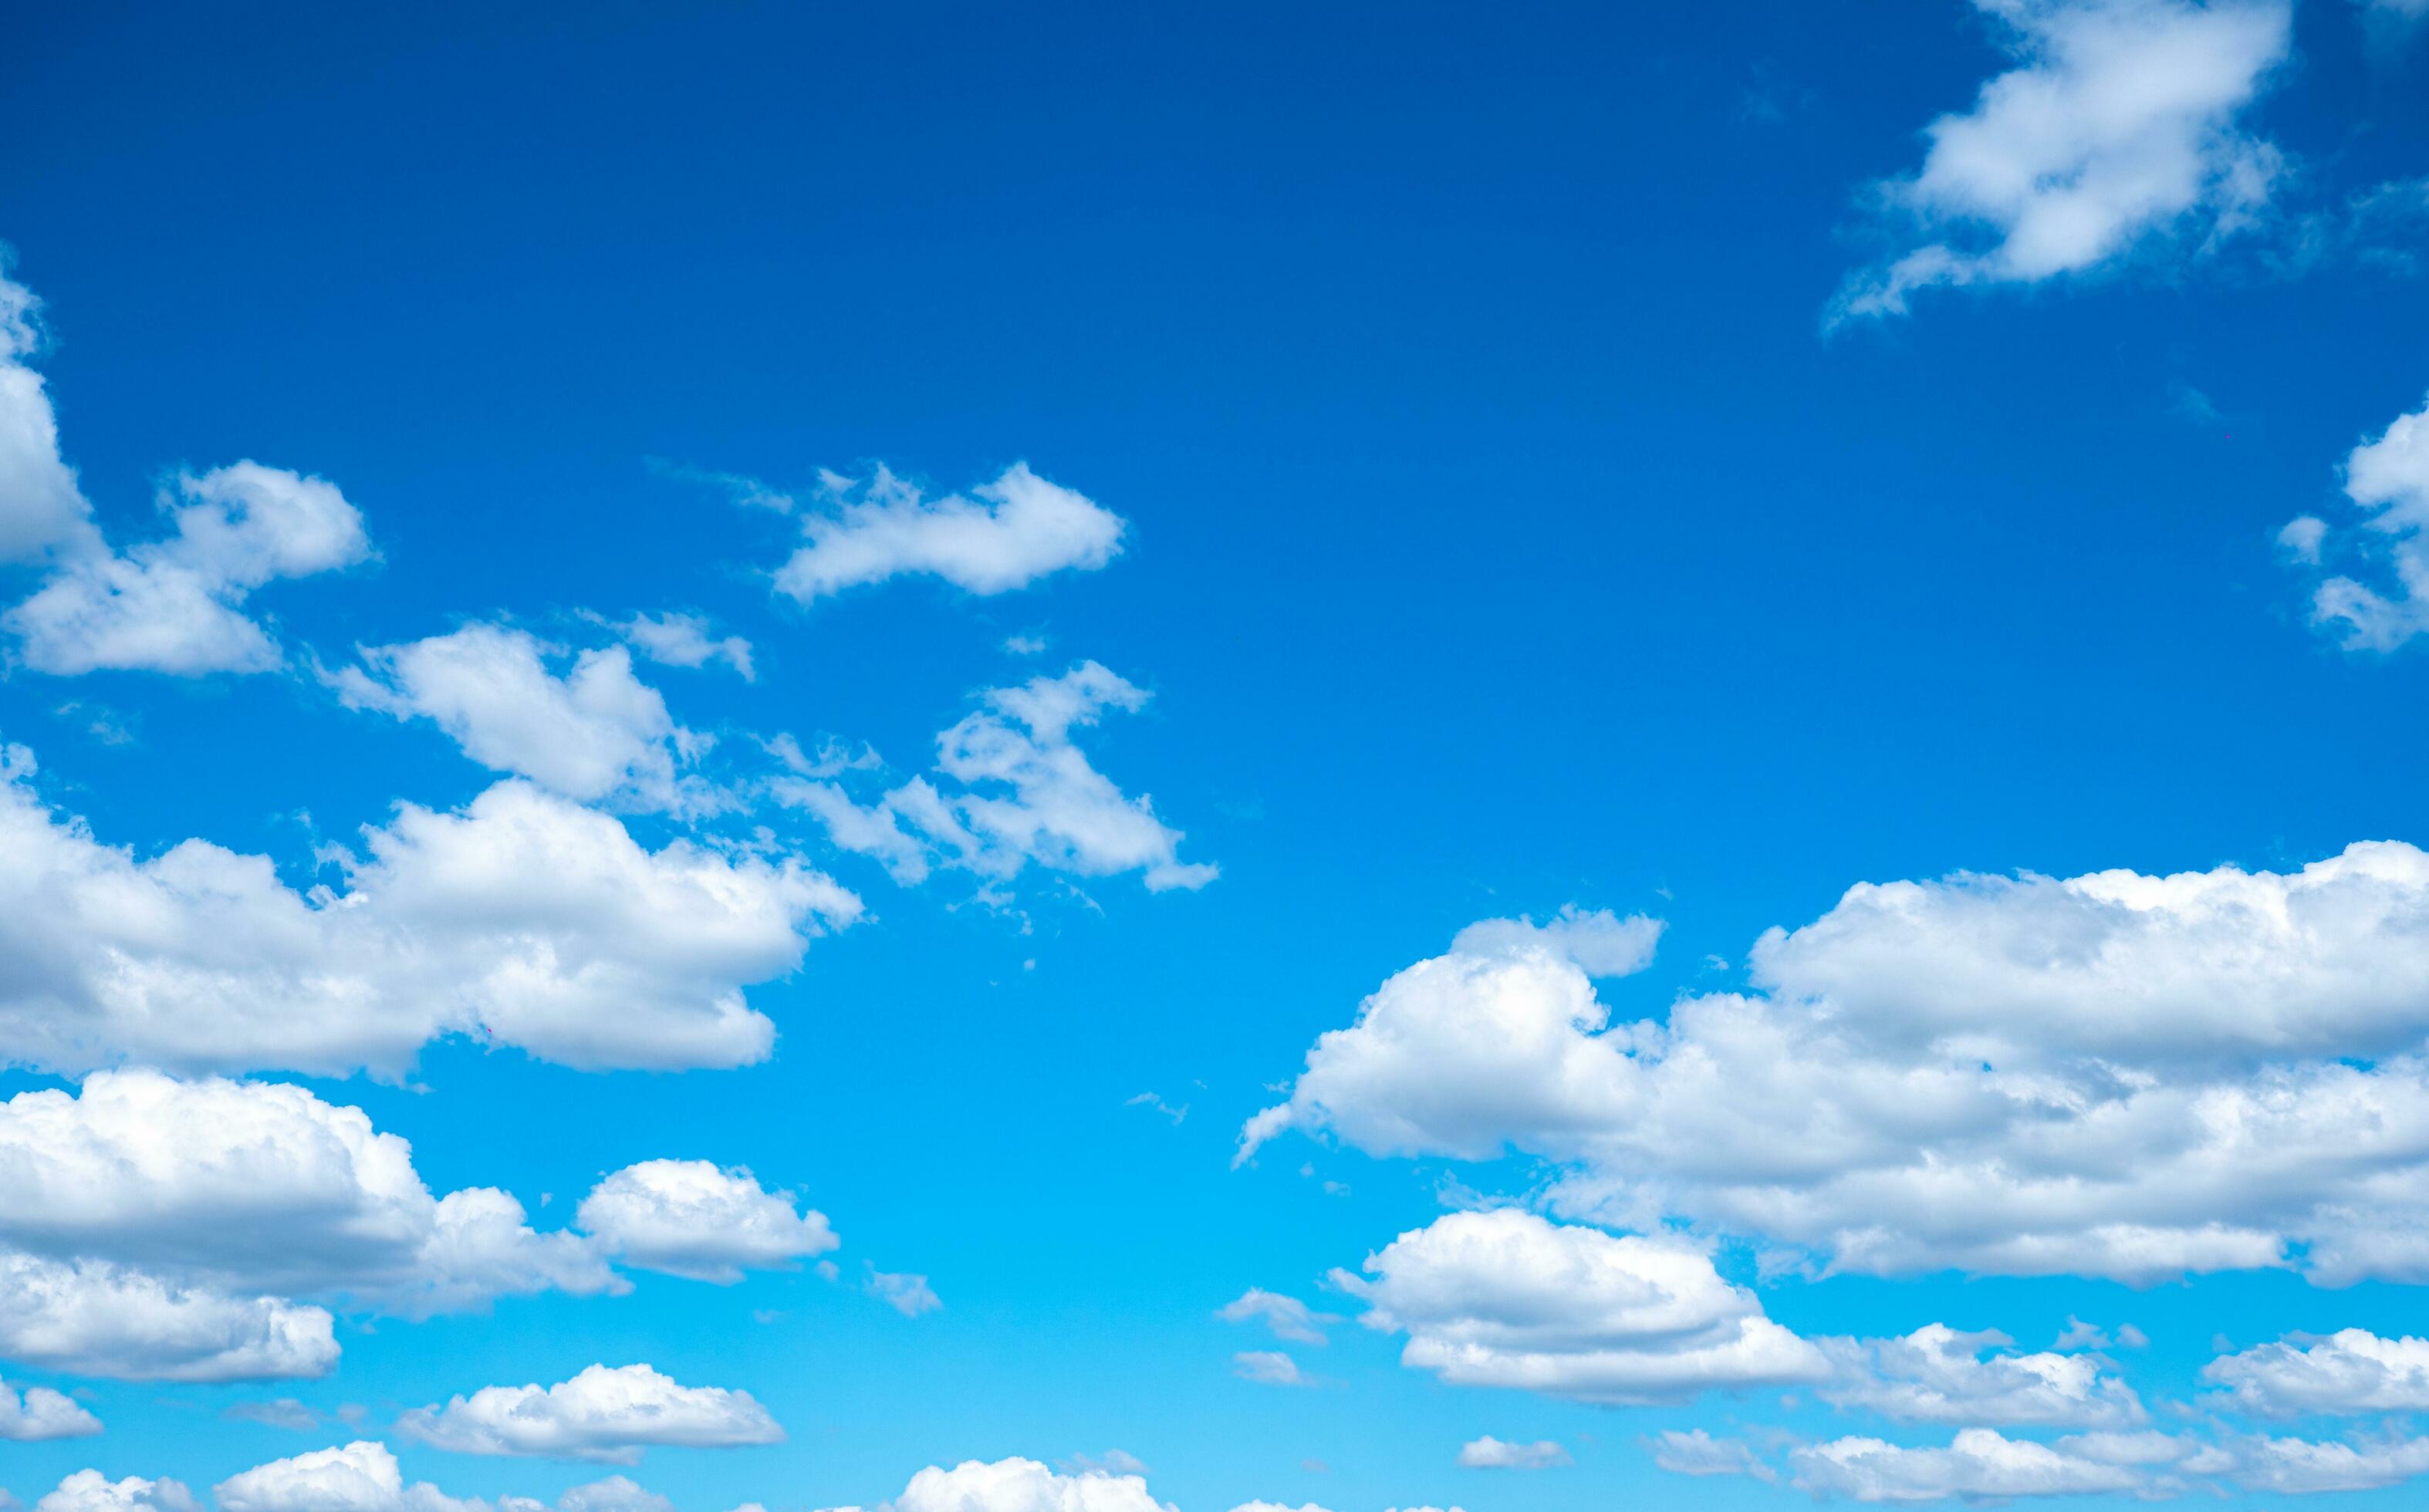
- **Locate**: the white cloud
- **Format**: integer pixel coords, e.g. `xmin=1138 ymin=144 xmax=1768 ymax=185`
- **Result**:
xmin=225 ymin=1399 xmax=321 ymax=1432
xmin=1215 ymin=1289 xmax=1336 ymax=1345
xmin=1647 ymin=1429 xmax=1775 ymax=1480
xmin=1330 ymin=1210 xmax=1829 ymax=1405
xmin=0 ymin=1252 xmax=336 ymax=1382
xmin=8 ymin=462 xmax=372 ymax=676
xmin=1231 ymin=1352 xmax=1313 ymax=1388
xmin=1447 ymin=907 xmax=1664 ymax=978
xmin=1834 ymin=0 xmax=2292 ymax=321
xmin=576 ymin=1160 xmax=838 ymax=1284
xmin=2292 ymin=392 xmax=2429 ymax=650
xmin=2221 ymin=1432 xmax=2429 ymax=1493
xmin=0 ymin=268 xmax=97 ymax=564
xmin=877 ymin=1457 xmax=1176 ymax=1512
xmin=785 ymin=661 xmax=1214 ymax=893
xmin=772 ymin=463 xmax=1124 ymax=602
xmin=398 ymin=1362 xmax=782 ymax=1463
xmin=0 ymin=1069 xmax=611 ymax=1326
xmin=329 ymin=624 xmax=704 ymax=811
xmin=863 ymin=1267 xmax=941 ymax=1317
xmin=600 ymin=611 xmax=753 ymax=680
xmin=0 ymin=1375 xmax=98 ymax=1440
xmin=1820 ymin=1326 xmax=2147 ymax=1429
xmin=1455 ymin=1437 xmax=1569 ymax=1469
xmin=1788 ymin=1428 xmax=2159 ymax=1502
xmin=0 ymin=748 xmax=858 ymax=1076
xmin=547 ymin=1478 xmax=673 ymax=1512
xmin=32 ymin=1473 xmax=198 ymax=1512
xmin=215 ymin=1441 xmax=484 ymax=1512
xmin=2204 ymin=1328 xmax=2429 ymax=1416
xmin=1242 ymin=846 xmax=2429 ymax=1284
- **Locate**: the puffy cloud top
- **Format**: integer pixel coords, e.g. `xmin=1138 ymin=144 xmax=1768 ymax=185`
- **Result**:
xmin=774 ymin=463 xmax=1125 ymax=602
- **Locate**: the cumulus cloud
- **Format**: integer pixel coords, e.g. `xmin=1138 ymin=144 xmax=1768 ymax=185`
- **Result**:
xmin=543 ymin=1478 xmax=674 ymax=1512
xmin=0 ymin=1252 xmax=336 ymax=1382
xmin=576 ymin=1161 xmax=838 ymax=1284
xmin=1242 ymin=845 xmax=2429 ymax=1284
xmin=784 ymin=661 xmax=1214 ymax=893
xmin=599 ymin=611 xmax=753 ymax=680
xmin=33 ymin=1473 xmax=198 ymax=1512
xmin=8 ymin=462 xmax=371 ymax=676
xmin=1330 ymin=1210 xmax=1829 ymax=1404
xmin=863 ymin=1267 xmax=941 ymax=1317
xmin=1231 ymin=1352 xmax=1313 ymax=1387
xmin=1454 ymin=1437 xmax=1569 ymax=1469
xmin=215 ymin=1441 xmax=484 ymax=1512
xmin=0 ymin=1375 xmax=99 ymax=1440
xmin=1788 ymin=1428 xmax=2162 ymax=1501
xmin=771 ymin=463 xmax=1124 ymax=602
xmin=398 ymin=1362 xmax=782 ymax=1463
xmin=2219 ymin=1432 xmax=2429 ymax=1493
xmin=2204 ymin=1328 xmax=2429 ymax=1416
xmin=1834 ymin=0 xmax=2292 ymax=321
xmin=0 ymin=265 xmax=96 ymax=564
xmin=2289 ymin=391 xmax=2429 ymax=650
xmin=1821 ymin=1326 xmax=2145 ymax=1428
xmin=868 ymin=1456 xmax=1176 ymax=1512
xmin=329 ymin=624 xmax=706 ymax=811
xmin=1647 ymin=1429 xmax=1775 ymax=1480
xmin=1215 ymin=1289 xmax=1337 ymax=1345
xmin=0 ymin=747 xmax=858 ymax=1076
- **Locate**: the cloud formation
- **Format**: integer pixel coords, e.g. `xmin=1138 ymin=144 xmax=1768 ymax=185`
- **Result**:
xmin=0 ymin=1375 xmax=100 ymax=1440
xmin=2204 ymin=1328 xmax=2429 ymax=1417
xmin=785 ymin=661 xmax=1214 ymax=893
xmin=575 ymin=1161 xmax=838 ymax=1284
xmin=771 ymin=463 xmax=1124 ymax=602
xmin=1454 ymin=1437 xmax=1569 ymax=1469
xmin=1835 ymin=0 xmax=2292 ymax=320
xmin=397 ymin=1362 xmax=783 ymax=1463
xmin=1243 ymin=845 xmax=2429 ymax=1284
xmin=2287 ymin=390 xmax=2429 ymax=650
xmin=0 ymin=747 xmax=858 ymax=1076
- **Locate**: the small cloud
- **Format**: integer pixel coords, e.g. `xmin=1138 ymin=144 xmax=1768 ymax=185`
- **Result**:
xmin=1299 ymin=1460 xmax=1329 ymax=1474
xmin=1232 ymin=1350 xmax=1316 ymax=1387
xmin=1217 ymin=1288 xmax=1339 ymax=1345
xmin=2117 ymin=1324 xmax=2150 ymax=1350
xmin=2167 ymin=380 xmax=2226 ymax=428
xmin=222 ymin=1399 xmax=320 ymax=1432
xmin=815 ymin=1259 xmax=840 ymax=1282
xmin=865 ymin=1264 xmax=942 ymax=1317
xmin=2277 ymin=515 xmax=2326 ymax=565
xmin=1126 ymin=1092 xmax=1188 ymax=1126
xmin=1458 ymin=1436 xmax=1572 ymax=1470
xmin=752 ymin=1308 xmax=785 ymax=1325
xmin=1059 ymin=1450 xmax=1148 ymax=1477
xmin=1004 ymin=633 xmax=1049 ymax=656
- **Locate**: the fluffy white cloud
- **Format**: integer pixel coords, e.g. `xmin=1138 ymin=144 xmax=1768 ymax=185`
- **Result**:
xmin=1215 ymin=1289 xmax=1336 ymax=1345
xmin=873 ymin=1457 xmax=1175 ymax=1512
xmin=1454 ymin=1437 xmax=1569 ymax=1469
xmin=576 ymin=1161 xmax=838 ymax=1284
xmin=542 ymin=1478 xmax=674 ymax=1512
xmin=1835 ymin=0 xmax=2292 ymax=321
xmin=1331 ymin=1210 xmax=1828 ymax=1404
xmin=0 ymin=1375 xmax=98 ymax=1440
xmin=2205 ymin=1328 xmax=2429 ymax=1416
xmin=1648 ymin=1429 xmax=1775 ymax=1480
xmin=8 ymin=462 xmax=371 ymax=676
xmin=0 ymin=268 xmax=96 ymax=564
xmin=2221 ymin=1433 xmax=2429 ymax=1493
xmin=863 ymin=1267 xmax=941 ymax=1317
xmin=0 ymin=1070 xmax=612 ymax=1328
xmin=215 ymin=1441 xmax=485 ymax=1512
xmin=1243 ymin=845 xmax=2429 ymax=1284
xmin=599 ymin=611 xmax=754 ymax=680
xmin=1231 ymin=1351 xmax=1312 ymax=1387
xmin=785 ymin=662 xmax=1214 ymax=893
xmin=329 ymin=624 xmax=705 ymax=810
xmin=0 ymin=747 xmax=858 ymax=1076
xmin=772 ymin=463 xmax=1123 ymax=602
xmin=33 ymin=1473 xmax=198 ymax=1512
xmin=1788 ymin=1428 xmax=2158 ymax=1502
xmin=2292 ymin=391 xmax=2429 ymax=650
xmin=0 ymin=1252 xmax=333 ymax=1382
xmin=1821 ymin=1326 xmax=2146 ymax=1429
xmin=397 ymin=1362 xmax=782 ymax=1463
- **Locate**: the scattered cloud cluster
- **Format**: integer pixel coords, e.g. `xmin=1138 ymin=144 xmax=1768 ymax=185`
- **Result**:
xmin=2284 ymin=390 xmax=2429 ymax=650
xmin=782 ymin=661 xmax=1215 ymax=894
xmin=1245 ymin=845 xmax=2429 ymax=1284
xmin=0 ymin=747 xmax=858 ymax=1076
xmin=1835 ymin=0 xmax=2292 ymax=321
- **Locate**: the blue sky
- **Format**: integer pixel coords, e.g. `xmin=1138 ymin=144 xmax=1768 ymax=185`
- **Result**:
xmin=3 ymin=1 xmax=2429 ymax=1508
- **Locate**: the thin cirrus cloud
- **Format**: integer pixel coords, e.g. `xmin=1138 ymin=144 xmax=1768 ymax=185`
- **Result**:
xmin=0 ymin=266 xmax=371 ymax=673
xmin=397 ymin=1362 xmax=783 ymax=1463
xmin=752 ymin=461 xmax=1126 ymax=603
xmin=0 ymin=744 xmax=859 ymax=1078
xmin=780 ymin=660 xmax=1216 ymax=894
xmin=2283 ymin=389 xmax=2429 ymax=650
xmin=1242 ymin=843 xmax=2429 ymax=1285
xmin=1831 ymin=0 xmax=2293 ymax=323
xmin=326 ymin=622 xmax=712 ymax=813
xmin=0 ymin=1071 xmax=840 ymax=1382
